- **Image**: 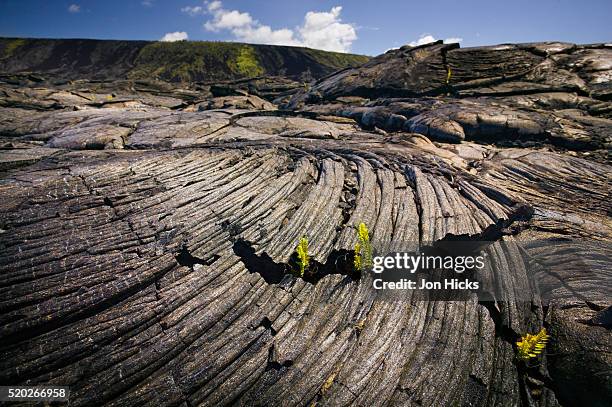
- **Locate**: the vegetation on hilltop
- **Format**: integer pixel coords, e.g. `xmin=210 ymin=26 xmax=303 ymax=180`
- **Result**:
xmin=129 ymin=42 xmax=266 ymax=82
xmin=0 ymin=38 xmax=27 ymax=59
xmin=0 ymin=37 xmax=369 ymax=82
xmin=129 ymin=40 xmax=368 ymax=82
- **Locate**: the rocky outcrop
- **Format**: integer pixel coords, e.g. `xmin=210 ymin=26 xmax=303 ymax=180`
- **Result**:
xmin=286 ymin=41 xmax=611 ymax=158
xmin=0 ymin=41 xmax=610 ymax=407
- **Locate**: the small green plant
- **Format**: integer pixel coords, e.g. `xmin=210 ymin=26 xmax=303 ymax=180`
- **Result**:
xmin=446 ymin=66 xmax=452 ymax=85
xmin=516 ymin=328 xmax=549 ymax=361
xmin=353 ymin=222 xmax=372 ymax=272
xmin=295 ymin=236 xmax=309 ymax=277
xmin=353 ymin=241 xmax=362 ymax=271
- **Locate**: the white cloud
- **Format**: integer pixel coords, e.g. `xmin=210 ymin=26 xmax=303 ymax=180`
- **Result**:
xmin=181 ymin=6 xmax=204 ymax=16
xmin=299 ymin=6 xmax=356 ymax=52
xmin=68 ymin=4 xmax=80 ymax=13
xmin=408 ymin=34 xmax=463 ymax=47
xmin=202 ymin=1 xmax=357 ymax=52
xmin=233 ymin=26 xmax=299 ymax=46
xmin=205 ymin=9 xmax=253 ymax=31
xmin=160 ymin=31 xmax=189 ymax=42
xmin=444 ymin=37 xmax=463 ymax=44
xmin=207 ymin=1 xmax=222 ymax=12
xmin=408 ymin=34 xmax=436 ymax=47
xmin=141 ymin=0 xmax=153 ymax=6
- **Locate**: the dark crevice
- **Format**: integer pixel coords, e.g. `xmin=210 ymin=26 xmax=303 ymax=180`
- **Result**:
xmin=478 ymin=300 xmax=519 ymax=344
xmin=265 ymin=345 xmax=293 ymax=372
xmin=232 ymin=239 xmax=359 ymax=285
xmin=265 ymin=359 xmax=293 ymax=371
xmin=241 ymin=196 xmax=255 ymax=209
xmin=175 ymin=245 xmax=220 ymax=268
xmin=339 ymin=170 xmax=358 ymax=226
xmin=435 ymin=203 xmax=534 ymax=251
xmin=229 ymin=109 xmax=319 ymax=126
xmin=517 ymin=357 xmax=559 ymax=407
xmin=517 ymin=372 xmax=534 ymax=407
xmin=259 ymin=317 xmax=277 ymax=336
xmin=220 ymin=219 xmax=242 ymax=239
xmin=477 ymin=299 xmax=556 ymax=407
xmin=232 ymin=240 xmax=287 ymax=284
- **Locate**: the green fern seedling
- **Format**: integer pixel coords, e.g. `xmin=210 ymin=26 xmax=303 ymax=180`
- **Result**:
xmin=516 ymin=328 xmax=549 ymax=361
xmin=295 ymin=236 xmax=309 ymax=277
xmin=353 ymin=242 xmax=362 ymax=271
xmin=354 ymin=222 xmax=372 ymax=272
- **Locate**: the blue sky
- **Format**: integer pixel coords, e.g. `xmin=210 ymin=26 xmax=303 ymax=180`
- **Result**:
xmin=0 ymin=0 xmax=610 ymax=55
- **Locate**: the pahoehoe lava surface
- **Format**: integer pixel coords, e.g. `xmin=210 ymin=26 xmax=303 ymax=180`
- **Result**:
xmin=0 ymin=40 xmax=610 ymax=406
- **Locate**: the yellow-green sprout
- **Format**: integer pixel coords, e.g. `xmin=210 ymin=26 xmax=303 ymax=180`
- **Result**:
xmin=354 ymin=222 xmax=372 ymax=272
xmin=516 ymin=328 xmax=549 ymax=361
xmin=295 ymin=236 xmax=309 ymax=277
xmin=353 ymin=242 xmax=362 ymax=271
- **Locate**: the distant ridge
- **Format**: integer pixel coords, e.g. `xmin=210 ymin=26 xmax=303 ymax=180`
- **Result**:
xmin=0 ymin=37 xmax=370 ymax=82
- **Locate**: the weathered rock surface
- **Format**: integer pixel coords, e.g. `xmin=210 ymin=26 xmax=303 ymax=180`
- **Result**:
xmin=0 ymin=40 xmax=610 ymax=407
xmin=286 ymin=41 xmax=612 ymax=161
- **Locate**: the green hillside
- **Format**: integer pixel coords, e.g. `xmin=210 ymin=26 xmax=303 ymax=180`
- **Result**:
xmin=0 ymin=37 xmax=370 ymax=82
